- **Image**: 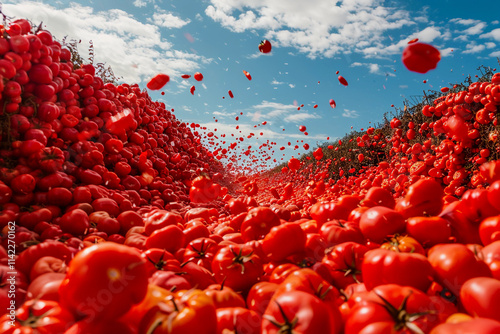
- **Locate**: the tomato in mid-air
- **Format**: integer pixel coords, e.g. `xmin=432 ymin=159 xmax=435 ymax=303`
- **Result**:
xmin=146 ymin=73 xmax=169 ymax=90
xmin=402 ymin=42 xmax=441 ymax=73
xmin=258 ymin=40 xmax=272 ymax=53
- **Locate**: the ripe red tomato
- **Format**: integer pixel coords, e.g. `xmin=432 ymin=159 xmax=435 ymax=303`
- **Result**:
xmin=258 ymin=40 xmax=272 ymax=53
xmin=359 ymin=206 xmax=406 ymax=243
xmin=59 ymin=242 xmax=149 ymax=321
xmin=216 ymin=307 xmax=261 ymax=334
xmin=402 ymin=42 xmax=441 ymax=73
xmin=338 ymin=75 xmax=348 ymax=86
xmin=0 ymin=299 xmax=74 ymax=334
xmin=428 ymin=244 xmax=492 ymax=297
xmin=460 ymin=277 xmax=500 ymax=321
xmin=362 ymin=248 xmax=434 ymax=292
xmin=139 ymin=289 xmax=217 ymax=334
xmin=194 ymin=72 xmax=204 ymax=81
xmin=262 ymin=290 xmax=338 ymax=333
xmin=430 ymin=318 xmax=500 ymax=334
xmin=261 ymin=222 xmax=306 ymax=261
xmin=146 ymin=73 xmax=169 ymax=90
xmin=240 ymin=207 xmax=280 ymax=242
xmin=322 ymin=241 xmax=368 ymax=289
xmin=211 ymin=244 xmax=263 ymax=293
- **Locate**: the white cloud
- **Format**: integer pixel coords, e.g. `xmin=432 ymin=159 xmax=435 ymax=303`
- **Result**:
xmin=283 ymin=113 xmax=321 ymax=123
xmin=342 ymin=109 xmax=359 ymax=118
xmin=133 ymin=0 xmax=148 ymax=8
xmin=440 ymin=47 xmax=455 ymax=57
xmin=416 ymin=26 xmax=441 ymax=42
xmin=451 ymin=18 xmax=482 ymax=26
xmin=369 ymin=63 xmax=380 ymax=74
xmin=463 ymin=42 xmax=486 ymax=54
xmin=489 ymin=51 xmax=500 ymax=57
xmin=205 ymin=0 xmax=414 ymax=58
xmin=463 ymin=22 xmax=487 ymax=35
xmin=3 ymin=1 xmax=209 ymax=86
xmin=288 ymin=84 xmax=295 ymax=88
xmin=486 ymin=42 xmax=496 ymax=48
xmin=149 ymin=8 xmax=191 ymax=28
xmin=271 ymin=79 xmax=284 ymax=85
xmin=481 ymin=28 xmax=500 ymax=41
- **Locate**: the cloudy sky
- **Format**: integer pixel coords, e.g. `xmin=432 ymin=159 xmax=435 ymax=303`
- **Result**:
xmin=3 ymin=0 xmax=500 ymax=171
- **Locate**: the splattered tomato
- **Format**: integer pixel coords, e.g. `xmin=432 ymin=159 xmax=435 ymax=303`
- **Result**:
xmin=402 ymin=42 xmax=441 ymax=73
xmin=146 ymin=73 xmax=169 ymax=90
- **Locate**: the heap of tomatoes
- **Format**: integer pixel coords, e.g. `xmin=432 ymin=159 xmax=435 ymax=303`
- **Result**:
xmin=1 ymin=16 xmax=500 ymax=334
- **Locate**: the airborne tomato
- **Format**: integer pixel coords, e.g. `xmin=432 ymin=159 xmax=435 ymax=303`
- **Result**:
xmin=258 ymin=40 xmax=272 ymax=53
xmin=402 ymin=42 xmax=441 ymax=73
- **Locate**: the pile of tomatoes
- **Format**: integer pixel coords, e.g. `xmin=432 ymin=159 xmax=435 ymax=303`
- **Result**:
xmin=1 ymin=17 xmax=500 ymax=334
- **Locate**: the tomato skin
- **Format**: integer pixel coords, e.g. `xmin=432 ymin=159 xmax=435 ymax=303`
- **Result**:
xmin=380 ymin=235 xmax=425 ymax=255
xmin=240 ymin=207 xmax=280 ymax=242
xmin=345 ymin=284 xmax=446 ymax=334
xmin=203 ymin=284 xmax=246 ymax=309
xmin=16 ymin=240 xmax=73 ymax=277
xmin=402 ymin=42 xmax=441 ymax=73
xmin=147 ymin=73 xmax=169 ymax=90
xmin=428 ymin=244 xmax=492 ymax=297
xmin=396 ymin=178 xmax=444 ymax=218
xmin=430 ymin=318 xmax=500 ymax=334
xmin=139 ymin=289 xmax=217 ymax=334
xmin=0 ymin=299 xmax=74 ymax=334
xmin=460 ymin=277 xmax=500 ymax=321
xmin=258 ymin=40 xmax=272 ymax=53
xmin=212 ymin=244 xmax=263 ymax=293
xmin=262 ymin=222 xmax=306 ymax=261
xmin=322 ymin=241 xmax=368 ymax=289
xmin=362 ymin=248 xmax=434 ymax=292
xmin=216 ymin=307 xmax=261 ymax=334
xmin=319 ymin=219 xmax=365 ymax=247
xmin=59 ymin=242 xmax=149 ymax=321
xmin=262 ymin=290 xmax=337 ymax=334
xmin=482 ymin=240 xmax=500 ymax=279
xmin=247 ymin=281 xmax=279 ymax=315
xmin=359 ymin=206 xmax=406 ymax=243
xmin=407 ymin=216 xmax=452 ymax=248
xmin=479 ymin=215 xmax=500 ymax=246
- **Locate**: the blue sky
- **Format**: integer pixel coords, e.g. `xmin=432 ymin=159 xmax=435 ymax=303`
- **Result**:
xmin=4 ymin=0 xmax=500 ymax=172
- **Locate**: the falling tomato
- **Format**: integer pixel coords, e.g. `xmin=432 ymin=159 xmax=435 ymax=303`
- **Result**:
xmin=194 ymin=72 xmax=204 ymax=81
xmin=299 ymin=125 xmax=306 ymax=132
xmin=258 ymin=40 xmax=272 ymax=53
xmin=190 ymin=85 xmax=195 ymax=95
xmin=181 ymin=74 xmax=191 ymax=79
xmin=441 ymin=87 xmax=450 ymax=93
xmin=228 ymin=90 xmax=234 ymax=98
xmin=313 ymin=104 xmax=318 ymax=108
xmin=402 ymin=42 xmax=441 ymax=74
xmin=243 ymin=70 xmax=252 ymax=80
xmin=408 ymin=38 xmax=419 ymax=44
xmin=329 ymin=99 xmax=336 ymax=108
xmin=146 ymin=74 xmax=170 ymax=90
xmin=338 ymin=76 xmax=348 ymax=86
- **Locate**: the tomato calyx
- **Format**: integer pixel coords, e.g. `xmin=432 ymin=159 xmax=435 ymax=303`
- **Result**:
xmin=146 ymin=250 xmax=171 ymax=271
xmin=375 ymin=291 xmax=431 ymax=334
xmin=16 ymin=302 xmax=54 ymax=328
xmin=263 ymin=300 xmax=298 ymax=334
xmin=229 ymin=245 xmax=254 ymax=274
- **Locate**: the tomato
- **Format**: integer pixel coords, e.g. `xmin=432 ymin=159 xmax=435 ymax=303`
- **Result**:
xmin=145 ymin=225 xmax=185 ymax=253
xmin=29 ymin=255 xmax=67 ymax=281
xmin=143 ymin=209 xmax=184 ymax=236
xmin=380 ymin=235 xmax=425 ymax=255
xmin=322 ymin=241 xmax=369 ymax=289
xmin=402 ymin=42 xmax=441 ymax=73
xmin=0 ymin=299 xmax=74 ymax=334
xmin=141 ymin=248 xmax=181 ymax=276
xmin=203 ymin=283 xmax=246 ymax=309
xmin=211 ymin=244 xmax=263 ymax=293
xmin=320 ymin=219 xmax=365 ymax=246
xmin=359 ymin=206 xmax=406 ymax=243
xmin=258 ymin=40 xmax=272 ymax=53
xmin=139 ymin=289 xmax=217 ymax=334
xmin=310 ymin=197 xmax=361 ymax=226
xmin=149 ymin=270 xmax=191 ymax=291
xmin=482 ymin=241 xmax=500 ymax=279
xmin=64 ymin=318 xmax=136 ymax=334
xmin=406 ymin=216 xmax=452 ymax=248
xmin=261 ymin=222 xmax=306 ymax=261
xmin=190 ymin=176 xmax=221 ymax=203
xmin=345 ymin=284 xmax=450 ymax=333
xmin=338 ymin=75 xmax=348 ymax=86
xmin=430 ymin=317 xmax=500 ymax=334
xmin=479 ymin=215 xmax=500 ymax=246
xmin=194 ymin=72 xmax=204 ymax=81
xmin=183 ymin=237 xmax=220 ymax=270
xmin=59 ymin=209 xmax=90 ymax=236
xmin=17 ymin=240 xmax=72 ymax=277
xmin=216 ymin=307 xmax=261 ymax=334
xmin=427 ymin=244 xmax=492 ymax=297
xmin=262 ymin=290 xmax=337 ymax=334
xmin=362 ymin=248 xmax=434 ymax=292
xmin=460 ymin=277 xmax=500 ymax=321
xmin=247 ymin=281 xmax=279 ymax=315
xmin=59 ymin=242 xmax=149 ymax=321
xmin=240 ymin=207 xmax=280 ymax=242
xmin=27 ymin=272 xmax=66 ymax=301
xmin=147 ymin=73 xmax=169 ymax=90
xmin=361 ymin=186 xmax=396 ymax=209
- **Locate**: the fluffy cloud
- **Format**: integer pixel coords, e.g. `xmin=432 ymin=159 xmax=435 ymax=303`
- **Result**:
xmin=149 ymin=8 xmax=191 ymax=29
xmin=205 ymin=0 xmax=415 ymax=58
xmin=342 ymin=109 xmax=360 ymax=118
xmin=3 ymin=1 xmax=209 ymax=85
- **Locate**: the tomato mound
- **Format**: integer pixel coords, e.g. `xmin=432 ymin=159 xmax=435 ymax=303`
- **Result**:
xmin=2 ymin=16 xmax=500 ymax=334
